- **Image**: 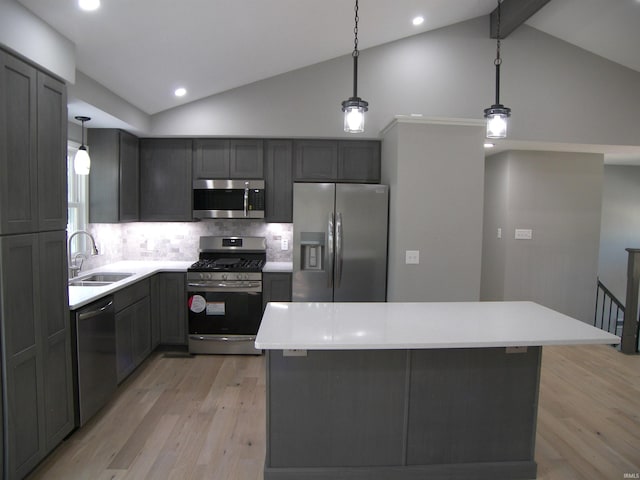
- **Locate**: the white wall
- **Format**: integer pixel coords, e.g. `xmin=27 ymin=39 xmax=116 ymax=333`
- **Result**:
xmin=0 ymin=0 xmax=75 ymax=82
xmin=598 ymin=166 xmax=640 ymax=303
xmin=481 ymin=151 xmax=604 ymax=323
xmin=150 ymin=17 xmax=640 ymax=149
xmin=382 ymin=119 xmax=485 ymax=302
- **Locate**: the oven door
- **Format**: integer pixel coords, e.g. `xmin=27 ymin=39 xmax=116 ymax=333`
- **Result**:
xmin=187 ymin=280 xmax=263 ymax=354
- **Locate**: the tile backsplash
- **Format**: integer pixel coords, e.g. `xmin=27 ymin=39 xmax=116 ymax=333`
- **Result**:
xmin=81 ymin=221 xmax=293 ymax=271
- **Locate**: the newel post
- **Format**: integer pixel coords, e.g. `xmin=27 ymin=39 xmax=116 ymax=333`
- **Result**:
xmin=622 ymin=248 xmax=640 ymax=354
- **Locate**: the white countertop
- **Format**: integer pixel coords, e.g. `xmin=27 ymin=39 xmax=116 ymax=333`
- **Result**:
xmin=255 ymin=301 xmax=620 ymax=350
xmin=263 ymin=262 xmax=293 ymax=273
xmin=68 ymin=261 xmax=192 ymax=310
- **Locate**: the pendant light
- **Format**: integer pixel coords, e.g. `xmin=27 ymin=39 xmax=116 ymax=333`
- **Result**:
xmin=484 ymin=0 xmax=511 ymax=139
xmin=74 ymin=116 xmax=91 ymax=175
xmin=341 ymin=0 xmax=368 ymax=133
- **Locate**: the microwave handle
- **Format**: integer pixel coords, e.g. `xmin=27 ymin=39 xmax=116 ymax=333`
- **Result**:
xmin=243 ymin=182 xmax=249 ymax=217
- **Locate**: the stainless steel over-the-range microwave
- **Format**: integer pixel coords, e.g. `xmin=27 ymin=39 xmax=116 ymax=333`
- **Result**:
xmin=193 ymin=179 xmax=265 ymax=219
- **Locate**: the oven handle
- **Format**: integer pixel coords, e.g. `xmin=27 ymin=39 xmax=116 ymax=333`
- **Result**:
xmin=189 ymin=335 xmax=256 ymax=343
xmin=187 ymin=282 xmax=262 ymax=292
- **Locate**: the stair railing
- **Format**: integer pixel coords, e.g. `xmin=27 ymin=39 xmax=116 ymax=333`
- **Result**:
xmin=594 ymin=278 xmax=625 ymax=336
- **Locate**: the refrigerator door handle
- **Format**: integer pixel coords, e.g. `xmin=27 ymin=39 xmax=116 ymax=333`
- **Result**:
xmin=336 ymin=212 xmax=343 ymax=288
xmin=327 ymin=212 xmax=335 ymax=288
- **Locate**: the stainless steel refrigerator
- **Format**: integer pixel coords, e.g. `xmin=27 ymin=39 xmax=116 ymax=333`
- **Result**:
xmin=293 ymin=183 xmax=389 ymax=302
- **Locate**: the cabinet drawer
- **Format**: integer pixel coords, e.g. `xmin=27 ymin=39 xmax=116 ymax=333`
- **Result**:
xmin=114 ymin=279 xmax=150 ymax=312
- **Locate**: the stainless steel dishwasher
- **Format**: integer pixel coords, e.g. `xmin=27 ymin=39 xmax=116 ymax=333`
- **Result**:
xmin=72 ymin=296 xmax=117 ymax=426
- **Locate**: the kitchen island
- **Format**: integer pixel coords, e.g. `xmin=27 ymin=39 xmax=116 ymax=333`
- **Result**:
xmin=255 ymin=301 xmax=620 ymax=480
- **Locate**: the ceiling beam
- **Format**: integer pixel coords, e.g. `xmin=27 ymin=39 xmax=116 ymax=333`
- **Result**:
xmin=490 ymin=0 xmax=552 ymax=38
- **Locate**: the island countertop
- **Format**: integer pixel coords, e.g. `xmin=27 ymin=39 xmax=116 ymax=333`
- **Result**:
xmin=255 ymin=301 xmax=620 ymax=350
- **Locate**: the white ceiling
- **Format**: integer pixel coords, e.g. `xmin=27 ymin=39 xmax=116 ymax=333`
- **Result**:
xmin=14 ymin=0 xmax=640 ymax=164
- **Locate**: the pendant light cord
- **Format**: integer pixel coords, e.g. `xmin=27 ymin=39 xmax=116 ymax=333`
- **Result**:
xmin=352 ymin=0 xmax=360 ymax=98
xmin=494 ymin=0 xmax=502 ymax=105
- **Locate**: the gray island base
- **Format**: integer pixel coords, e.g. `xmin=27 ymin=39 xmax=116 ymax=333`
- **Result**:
xmin=256 ymin=302 xmax=620 ymax=480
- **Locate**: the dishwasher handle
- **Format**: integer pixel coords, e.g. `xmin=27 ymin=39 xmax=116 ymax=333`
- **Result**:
xmin=77 ymin=300 xmax=114 ymax=321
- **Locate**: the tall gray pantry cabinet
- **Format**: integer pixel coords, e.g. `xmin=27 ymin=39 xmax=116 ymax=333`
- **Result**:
xmin=0 ymin=48 xmax=73 ymax=479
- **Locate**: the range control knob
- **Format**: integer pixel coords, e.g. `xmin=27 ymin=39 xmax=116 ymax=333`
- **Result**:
xmin=221 ymin=273 xmax=228 ymax=281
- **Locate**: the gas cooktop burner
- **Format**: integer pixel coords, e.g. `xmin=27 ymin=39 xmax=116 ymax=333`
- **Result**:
xmin=188 ymin=257 xmax=266 ymax=272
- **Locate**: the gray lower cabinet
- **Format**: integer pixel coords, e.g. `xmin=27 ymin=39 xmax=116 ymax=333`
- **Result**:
xmin=139 ymin=138 xmax=193 ymax=221
xmin=151 ymin=273 xmax=187 ymax=346
xmin=0 ymin=49 xmax=67 ymax=235
xmin=0 ymin=231 xmax=73 ymax=480
xmin=265 ymin=347 xmax=541 ymax=480
xmin=264 ymin=140 xmax=293 ymax=223
xmin=262 ymin=272 xmax=292 ymax=312
xmin=193 ymin=139 xmax=264 ymax=179
xmin=294 ymin=140 xmax=381 ymax=183
xmin=114 ymin=279 xmax=151 ymax=383
xmin=88 ymin=129 xmax=140 ymax=223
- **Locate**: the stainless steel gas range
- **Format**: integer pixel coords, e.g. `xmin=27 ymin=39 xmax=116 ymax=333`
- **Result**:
xmin=187 ymin=236 xmax=266 ymax=355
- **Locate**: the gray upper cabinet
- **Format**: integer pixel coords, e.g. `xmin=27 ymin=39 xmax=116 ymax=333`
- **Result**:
xmin=36 ymin=73 xmax=68 ymax=231
xmin=294 ymin=140 xmax=338 ymax=181
xmin=139 ymin=138 xmax=193 ymax=221
xmin=88 ymin=129 xmax=140 ymax=223
xmin=0 ymin=51 xmax=67 ymax=235
xmin=338 ymin=140 xmax=381 ymax=183
xmin=264 ymin=140 xmax=293 ymax=223
xmin=295 ymin=140 xmax=381 ymax=183
xmin=193 ymin=139 xmax=264 ymax=179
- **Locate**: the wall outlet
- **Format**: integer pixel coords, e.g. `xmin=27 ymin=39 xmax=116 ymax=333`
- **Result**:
xmin=497 ymin=227 xmax=502 ymax=239
xmin=283 ymin=349 xmax=307 ymax=357
xmin=405 ymin=250 xmax=420 ymax=264
xmin=281 ymin=238 xmax=289 ymax=250
xmin=515 ymin=228 xmax=533 ymax=240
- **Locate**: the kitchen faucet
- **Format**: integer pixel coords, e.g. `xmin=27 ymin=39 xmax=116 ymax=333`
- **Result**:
xmin=68 ymin=230 xmax=99 ymax=278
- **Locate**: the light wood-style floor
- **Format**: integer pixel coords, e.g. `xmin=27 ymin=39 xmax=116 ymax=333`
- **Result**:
xmin=27 ymin=344 xmax=640 ymax=480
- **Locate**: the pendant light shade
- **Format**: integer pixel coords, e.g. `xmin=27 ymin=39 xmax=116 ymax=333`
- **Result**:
xmin=483 ymin=0 xmax=511 ymax=139
xmin=74 ymin=116 xmax=91 ymax=175
xmin=341 ymin=0 xmax=368 ymax=134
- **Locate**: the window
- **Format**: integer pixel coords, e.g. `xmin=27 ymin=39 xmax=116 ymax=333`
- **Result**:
xmin=67 ymin=141 xmax=89 ymax=251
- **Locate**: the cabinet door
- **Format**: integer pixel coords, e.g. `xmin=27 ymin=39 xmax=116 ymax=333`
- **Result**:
xmin=149 ymin=275 xmax=161 ymax=349
xmin=338 ymin=140 xmax=381 ymax=183
xmin=0 ymin=51 xmax=38 ymax=235
xmin=88 ymin=129 xmax=120 ymax=223
xmin=294 ymin=140 xmax=338 ymax=181
xmin=230 ymin=139 xmax=264 ymax=178
xmin=39 ymin=231 xmax=73 ymax=451
xmin=118 ymin=131 xmax=140 ymax=222
xmin=140 ymin=138 xmax=193 ymax=221
xmin=155 ymin=273 xmax=187 ymax=345
xmin=193 ymin=139 xmax=230 ymax=178
xmin=115 ymin=306 xmax=135 ymax=383
xmin=132 ymin=297 xmax=151 ymax=366
xmin=0 ymin=234 xmax=45 ymax=479
xmin=264 ymin=140 xmax=293 ymax=223
xmin=37 ymin=72 xmax=67 ymax=231
xmin=262 ymin=272 xmax=292 ymax=312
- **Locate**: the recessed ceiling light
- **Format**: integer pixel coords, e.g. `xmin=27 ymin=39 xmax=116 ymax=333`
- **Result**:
xmin=412 ymin=16 xmax=424 ymax=26
xmin=174 ymin=87 xmax=187 ymax=97
xmin=78 ymin=0 xmax=100 ymax=11
xmin=484 ymin=142 xmax=495 ymax=148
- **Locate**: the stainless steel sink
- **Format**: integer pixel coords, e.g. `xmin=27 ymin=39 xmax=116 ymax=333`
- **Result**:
xmin=69 ymin=272 xmax=133 ymax=287
xmin=68 ymin=280 xmax=113 ymax=287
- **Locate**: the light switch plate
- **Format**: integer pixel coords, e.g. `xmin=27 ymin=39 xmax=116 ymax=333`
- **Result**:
xmin=405 ymin=250 xmax=420 ymax=264
xmin=281 ymin=238 xmax=289 ymax=250
xmin=515 ymin=228 xmax=533 ymax=240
